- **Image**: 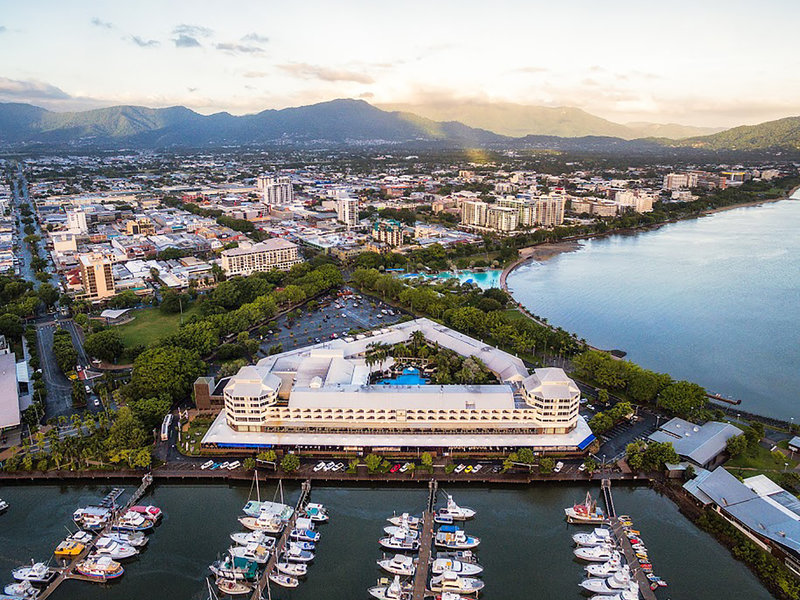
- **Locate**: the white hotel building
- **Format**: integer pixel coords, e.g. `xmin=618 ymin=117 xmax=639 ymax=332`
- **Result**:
xmin=220 ymin=239 xmax=303 ymax=277
xmin=202 ymin=318 xmax=594 ymax=455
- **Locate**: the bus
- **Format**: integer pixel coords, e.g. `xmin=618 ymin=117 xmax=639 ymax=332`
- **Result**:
xmin=160 ymin=414 xmax=173 ymax=441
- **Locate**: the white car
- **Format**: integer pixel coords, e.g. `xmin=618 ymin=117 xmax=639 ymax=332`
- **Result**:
xmin=399 ymin=463 xmax=410 ymax=472
xmin=554 ymin=461 xmax=564 ymax=473
xmin=454 ymin=464 xmax=466 ymax=474
xmin=472 ymin=464 xmax=483 ymax=473
xmin=219 ymin=462 xmax=230 ymax=470
xmin=578 ymin=463 xmax=586 ymax=472
xmin=324 ymin=461 xmax=336 ymax=471
xmin=313 ymin=461 xmax=326 ymax=472
xmin=334 ymin=462 xmax=345 ymax=472
xmin=201 ymin=460 xmax=214 ymax=470
xmin=227 ymin=461 xmax=241 ymax=470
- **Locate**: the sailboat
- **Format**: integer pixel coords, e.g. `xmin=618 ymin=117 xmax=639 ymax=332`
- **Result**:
xmin=241 ymin=474 xmax=294 ymax=521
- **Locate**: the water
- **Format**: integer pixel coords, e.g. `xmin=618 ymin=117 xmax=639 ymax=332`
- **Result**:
xmin=377 ymin=367 xmax=428 ymax=386
xmin=0 ymin=482 xmax=772 ymax=599
xmin=507 ymin=196 xmax=800 ymax=420
xmin=402 ymin=270 xmax=502 ymax=289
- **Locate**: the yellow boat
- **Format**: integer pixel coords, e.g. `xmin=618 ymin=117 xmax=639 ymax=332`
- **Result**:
xmin=54 ymin=540 xmax=85 ymax=557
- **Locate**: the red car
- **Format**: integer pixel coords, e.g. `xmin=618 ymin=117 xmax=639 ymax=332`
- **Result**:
xmin=389 ymin=463 xmax=402 ymax=473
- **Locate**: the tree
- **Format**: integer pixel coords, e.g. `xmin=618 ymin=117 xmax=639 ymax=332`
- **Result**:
xmin=596 ymin=389 xmax=610 ymax=405
xmin=626 ymin=440 xmax=679 ymax=472
xmin=37 ymin=282 xmax=59 ymax=308
xmin=0 ymin=314 xmax=23 ymax=339
xmin=128 ymin=346 xmax=205 ymax=404
xmin=243 ymin=458 xmax=256 ymax=471
xmin=364 ymin=453 xmax=383 ymax=473
xmin=71 ymin=379 xmax=87 ymax=407
xmin=257 ymin=450 xmax=277 ymax=464
xmin=583 ymin=457 xmax=598 ymax=474
xmin=539 ymin=457 xmax=555 ymax=474
xmin=517 ymin=448 xmax=536 ymax=464
xmin=105 ymin=407 xmax=148 ymax=454
xmin=657 ymin=381 xmax=707 ymax=418
xmin=280 ymin=454 xmax=300 ymax=472
xmin=160 ymin=290 xmax=187 ymax=314
xmin=84 ymin=329 xmax=125 ymax=363
xmin=131 ymin=397 xmax=172 ymax=432
xmin=726 ymin=433 xmax=749 ymax=457
xmin=589 ymin=412 xmax=614 ymax=434
xmin=420 ymin=452 xmax=433 ymax=470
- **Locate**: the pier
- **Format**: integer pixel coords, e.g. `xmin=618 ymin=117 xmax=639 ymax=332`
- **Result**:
xmin=249 ymin=479 xmax=312 ymax=600
xmin=411 ymin=479 xmax=437 ymax=600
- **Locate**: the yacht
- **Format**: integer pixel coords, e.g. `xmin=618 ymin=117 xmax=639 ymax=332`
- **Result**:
xmin=384 ymin=525 xmax=420 ymax=539
xmin=289 ymin=540 xmax=315 ymax=552
xmin=431 ymin=558 xmax=483 ymax=576
xmin=209 ymin=555 xmax=259 ymax=581
xmin=565 ymin=492 xmax=606 ymax=524
xmin=436 ymin=551 xmax=480 ymax=565
xmin=66 ymin=531 xmax=94 ymax=545
xmin=368 ymin=575 xmax=412 ymax=600
xmin=377 ymin=554 xmax=416 ymax=576
xmin=284 ymin=544 xmax=314 ymax=563
xmin=230 ymin=530 xmax=276 ymax=548
xmin=574 ymin=545 xmax=617 ymax=562
xmin=434 ymin=526 xmax=480 ymax=550
xmin=3 ymin=581 xmax=39 ymax=599
xmin=387 ymin=513 xmax=421 ymax=529
xmin=215 ymin=578 xmax=252 ymax=596
xmin=290 ymin=528 xmax=320 ymax=543
xmin=229 ymin=543 xmax=271 ymax=564
xmin=112 ymin=510 xmax=155 ymax=532
xmin=74 ymin=556 xmax=124 ymax=581
xmin=303 ymin=502 xmax=329 ymax=522
xmin=586 ymin=554 xmax=624 ymax=577
xmin=238 ymin=512 xmax=284 ymax=534
xmin=105 ymin=531 xmax=148 ymax=548
xmin=94 ymin=537 xmax=138 ymax=560
xmin=277 ymin=561 xmax=308 ymax=577
xmin=54 ymin=540 xmax=85 ymax=557
xmin=581 ymin=567 xmax=635 ymax=595
xmin=429 ymin=572 xmax=485 ymax=594
xmin=241 ymin=499 xmax=294 ymax=521
xmin=435 ymin=495 xmax=476 ymax=521
xmin=11 ymin=562 xmax=57 ymax=584
xmin=73 ymin=506 xmax=112 ymax=531
xmin=573 ymin=528 xmax=612 ymax=547
xmin=129 ymin=505 xmax=162 ymax=522
xmin=379 ymin=534 xmax=420 ymax=552
xmin=268 ymin=571 xmax=299 ymax=589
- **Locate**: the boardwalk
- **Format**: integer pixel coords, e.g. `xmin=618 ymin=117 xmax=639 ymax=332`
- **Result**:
xmin=411 ymin=480 xmax=437 ymax=600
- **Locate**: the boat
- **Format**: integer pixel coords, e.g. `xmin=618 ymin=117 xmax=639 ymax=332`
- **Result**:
xmin=434 ymin=526 xmax=480 ymax=550
xmin=73 ymin=506 xmax=112 ymax=530
xmin=94 ymin=537 xmax=139 ymax=560
xmin=283 ymin=544 xmax=314 ymax=563
xmin=573 ymin=527 xmax=612 ymax=547
xmin=230 ymin=530 xmax=276 ymax=548
xmin=303 ymin=502 xmax=329 ymax=522
xmin=74 ymin=556 xmax=124 ymax=581
xmin=66 ymin=531 xmax=94 ymax=545
xmin=431 ymin=558 xmax=483 ymax=576
xmin=129 ymin=505 xmax=162 ymax=522
xmin=379 ymin=534 xmax=420 ymax=552
xmin=215 ymin=578 xmax=252 ymax=596
xmin=429 ymin=572 xmax=485 ymax=594
xmin=290 ymin=528 xmax=320 ymax=543
xmin=54 ymin=540 xmax=85 ymax=557
xmin=565 ymin=491 xmax=606 ymax=524
xmin=580 ymin=567 xmax=635 ymax=595
xmin=238 ymin=512 xmax=284 ymax=534
xmin=112 ymin=510 xmax=155 ymax=532
xmin=268 ymin=571 xmax=299 ymax=589
xmin=588 ymin=591 xmax=639 ymax=600
xmin=242 ymin=499 xmax=295 ymax=520
xmin=0 ymin=499 xmax=8 ymax=513
xmin=368 ymin=575 xmax=412 ymax=600
xmin=277 ymin=561 xmax=308 ymax=577
xmin=435 ymin=594 xmax=472 ymax=600
xmin=384 ymin=525 xmax=420 ymax=539
xmin=387 ymin=512 xmax=421 ymax=529
xmin=105 ymin=531 xmax=148 ymax=548
xmin=229 ymin=543 xmax=271 ymax=564
xmin=3 ymin=581 xmax=39 ymax=599
xmin=435 ymin=495 xmax=476 ymax=521
xmin=209 ymin=555 xmax=260 ymax=581
xmin=377 ymin=554 xmax=416 ymax=576
xmin=574 ymin=545 xmax=617 ymax=562
xmin=586 ymin=554 xmax=624 ymax=577
xmin=289 ymin=540 xmax=315 ymax=551
xmin=11 ymin=562 xmax=57 ymax=584
xmin=436 ymin=551 xmax=480 ymax=565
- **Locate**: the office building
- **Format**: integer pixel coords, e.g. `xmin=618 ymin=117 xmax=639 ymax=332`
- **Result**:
xmin=79 ymin=253 xmax=115 ymax=300
xmin=220 ymin=239 xmax=302 ymax=276
xmin=614 ymin=190 xmax=655 ymax=213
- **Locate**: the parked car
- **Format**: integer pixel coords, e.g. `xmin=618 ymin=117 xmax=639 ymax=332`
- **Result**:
xmin=554 ymin=461 xmax=564 ymax=473
xmin=454 ymin=464 xmax=466 ymax=473
xmin=219 ymin=462 xmax=230 ymax=470
xmin=578 ymin=463 xmax=586 ymax=472
xmin=313 ymin=461 xmax=326 ymax=472
xmin=472 ymin=464 xmax=483 ymax=473
xmin=399 ymin=463 xmax=411 ymax=473
xmin=464 ymin=465 xmax=473 ymax=473
xmin=227 ymin=461 xmax=241 ymax=470
xmin=491 ymin=465 xmax=502 ymax=473
xmin=201 ymin=460 xmax=214 ymax=470
xmin=324 ymin=461 xmax=336 ymax=471
xmin=390 ymin=463 xmax=402 ymax=473
xmin=333 ymin=462 xmax=345 ymax=472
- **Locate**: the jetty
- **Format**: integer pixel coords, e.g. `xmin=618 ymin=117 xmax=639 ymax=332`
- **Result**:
xmin=410 ymin=479 xmax=437 ymax=600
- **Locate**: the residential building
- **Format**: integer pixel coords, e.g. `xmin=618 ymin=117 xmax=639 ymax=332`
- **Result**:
xmin=67 ymin=210 xmax=88 ymax=234
xmin=497 ymin=196 xmax=535 ymax=227
xmin=258 ymin=176 xmax=294 ymax=205
xmin=486 ymin=205 xmax=519 ymax=232
xmin=79 ymin=253 xmax=115 ymax=300
xmin=220 ymin=239 xmax=302 ymax=276
xmin=614 ymin=190 xmax=655 ymax=213
xmin=461 ymin=200 xmax=488 ymax=228
xmin=336 ymin=196 xmax=359 ymax=228
xmin=372 ymin=219 xmax=404 ymax=247
xmin=535 ymin=195 xmax=566 ymax=227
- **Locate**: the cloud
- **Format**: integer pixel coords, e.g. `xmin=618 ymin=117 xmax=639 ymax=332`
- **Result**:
xmin=172 ymin=24 xmax=213 ymax=38
xmin=215 ymin=42 xmax=263 ymax=54
xmin=0 ymin=76 xmax=71 ymax=100
xmin=513 ymin=66 xmax=549 ymax=74
xmin=278 ymin=63 xmax=374 ymax=84
xmin=358 ymin=92 xmax=375 ymax=99
xmin=174 ymin=34 xmax=201 ymax=48
xmin=131 ymin=35 xmax=159 ymax=48
xmin=90 ymin=17 xmax=113 ymax=29
xmin=243 ymin=71 xmax=268 ymax=78
xmin=0 ymin=26 xmax=6 ymax=34
xmin=242 ymin=33 xmax=269 ymax=43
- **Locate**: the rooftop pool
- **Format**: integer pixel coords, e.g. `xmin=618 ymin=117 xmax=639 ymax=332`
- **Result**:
xmin=377 ymin=367 xmax=428 ymax=386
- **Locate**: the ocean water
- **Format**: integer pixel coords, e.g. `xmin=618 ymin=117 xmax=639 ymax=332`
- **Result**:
xmin=507 ymin=194 xmax=800 ymax=420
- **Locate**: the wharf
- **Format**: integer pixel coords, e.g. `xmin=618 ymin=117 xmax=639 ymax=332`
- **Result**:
xmin=411 ymin=479 xmax=437 ymax=600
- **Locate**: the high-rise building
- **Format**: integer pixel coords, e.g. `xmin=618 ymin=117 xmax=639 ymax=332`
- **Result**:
xmin=486 ymin=206 xmax=519 ymax=232
xmin=372 ymin=219 xmax=404 ymax=247
xmin=497 ymin=196 xmax=535 ymax=227
xmin=337 ymin=196 xmax=359 ymax=228
xmin=614 ymin=190 xmax=655 ymax=213
xmin=535 ymin=195 xmax=566 ymax=227
xmin=79 ymin=253 xmax=115 ymax=300
xmin=67 ymin=210 xmax=88 ymax=234
xmin=257 ymin=175 xmax=294 ymax=205
xmin=220 ymin=239 xmax=302 ymax=277
xmin=461 ymin=200 xmax=488 ymax=227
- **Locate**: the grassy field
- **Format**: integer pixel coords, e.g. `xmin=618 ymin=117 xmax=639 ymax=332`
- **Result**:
xmin=114 ymin=305 xmax=201 ymax=348
xmin=725 ymin=443 xmax=798 ymax=482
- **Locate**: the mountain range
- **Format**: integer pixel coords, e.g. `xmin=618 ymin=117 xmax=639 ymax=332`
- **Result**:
xmin=0 ymin=99 xmax=798 ymax=154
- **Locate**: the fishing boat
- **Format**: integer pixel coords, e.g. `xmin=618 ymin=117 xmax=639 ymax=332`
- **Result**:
xmin=429 ymin=572 xmax=484 ymax=594
xmin=379 ymin=534 xmax=420 ymax=552
xmin=574 ymin=545 xmax=616 ymax=562
xmin=229 ymin=543 xmax=270 ymax=564
xmin=277 ymin=561 xmax=308 ymax=577
xmin=284 ymin=544 xmax=314 ymax=563
xmin=75 ymin=556 xmax=124 ymax=581
xmin=435 ymin=495 xmax=476 ymax=521
xmin=4 ymin=581 xmax=39 ymax=599
xmin=573 ymin=527 xmax=612 ymax=547
xmin=368 ymin=575 xmax=412 ymax=600
xmin=387 ymin=513 xmax=421 ymax=529
xmin=436 ymin=551 xmax=480 ymax=565
xmin=434 ymin=526 xmax=480 ymax=550
xmin=209 ymin=555 xmax=260 ymax=581
xmin=384 ymin=525 xmax=420 ymax=539
xmin=431 ymin=558 xmax=483 ymax=576
xmin=54 ymin=540 xmax=85 ymax=557
xmin=73 ymin=506 xmax=112 ymax=531
xmin=129 ymin=505 xmax=162 ymax=522
xmin=269 ymin=571 xmax=299 ymax=589
xmin=215 ymin=578 xmax=252 ymax=596
xmin=112 ymin=510 xmax=155 ymax=532
xmin=290 ymin=528 xmax=320 ymax=543
xmin=303 ymin=502 xmax=329 ymax=522
xmin=105 ymin=531 xmax=148 ymax=548
xmin=377 ymin=554 xmax=416 ymax=576
xmin=580 ymin=567 xmax=635 ymax=595
xmin=11 ymin=562 xmax=57 ymax=584
xmin=238 ymin=512 xmax=284 ymax=534
xmin=230 ymin=530 xmax=276 ymax=548
xmin=565 ymin=491 xmax=606 ymax=524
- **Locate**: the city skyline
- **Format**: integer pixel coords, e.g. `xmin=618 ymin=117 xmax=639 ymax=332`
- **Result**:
xmin=1 ymin=0 xmax=799 ymax=128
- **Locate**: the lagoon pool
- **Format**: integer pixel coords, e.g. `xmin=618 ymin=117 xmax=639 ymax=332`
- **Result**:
xmin=401 ymin=269 xmax=502 ymax=289
xmin=377 ymin=366 xmax=428 ymax=385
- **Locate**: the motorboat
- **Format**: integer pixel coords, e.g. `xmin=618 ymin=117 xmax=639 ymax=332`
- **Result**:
xmin=384 ymin=525 xmax=420 ymax=539
xmin=290 ymin=528 xmax=320 ymax=543
xmin=429 ymin=571 xmax=484 ymax=594
xmin=303 ymin=502 xmax=329 ymax=522
xmin=93 ymin=537 xmax=138 ymax=560
xmin=73 ymin=506 xmax=112 ymax=531
xmin=54 ymin=540 xmax=85 ymax=557
xmin=229 ymin=543 xmax=270 ymax=564
xmin=268 ymin=571 xmax=299 ymax=589
xmin=241 ymin=499 xmax=294 ymax=521
xmin=581 ymin=567 xmax=634 ymax=595
xmin=435 ymin=495 xmax=476 ymax=521
xmin=3 ymin=581 xmax=39 ymax=599
xmin=586 ymin=554 xmax=624 ymax=577
xmin=74 ymin=555 xmax=124 ymax=581
xmin=0 ymin=499 xmax=8 ymax=513
xmin=574 ymin=545 xmax=617 ymax=562
xmin=129 ymin=505 xmax=162 ymax=522
xmin=215 ymin=578 xmax=252 ymax=596
xmin=436 ymin=594 xmax=472 ymax=600
xmin=368 ymin=575 xmax=412 ymax=600
xmin=289 ymin=540 xmax=315 ymax=551
xmin=238 ymin=512 xmax=283 ymax=534
xmin=431 ymin=558 xmax=483 ymax=576
xmin=589 ymin=591 xmax=639 ymax=600
xmin=230 ymin=530 xmax=276 ymax=548
xmin=66 ymin=531 xmax=94 ymax=545
xmin=112 ymin=510 xmax=155 ymax=532
xmin=284 ymin=544 xmax=314 ymax=563
xmin=565 ymin=491 xmax=606 ymax=524
xmin=209 ymin=555 xmax=260 ymax=581
xmin=436 ymin=551 xmax=480 ymax=565
xmin=434 ymin=526 xmax=480 ymax=550
xmin=387 ymin=513 xmax=421 ymax=529
xmin=11 ymin=562 xmax=57 ymax=584
xmin=379 ymin=534 xmax=420 ymax=552
xmin=277 ymin=561 xmax=308 ymax=577
xmin=377 ymin=554 xmax=416 ymax=576
xmin=573 ymin=528 xmax=612 ymax=547
xmin=105 ymin=531 xmax=148 ymax=548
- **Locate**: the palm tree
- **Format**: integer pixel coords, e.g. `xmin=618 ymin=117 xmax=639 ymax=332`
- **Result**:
xmin=410 ymin=330 xmax=425 ymax=355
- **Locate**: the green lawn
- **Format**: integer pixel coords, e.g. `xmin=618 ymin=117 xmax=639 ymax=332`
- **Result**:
xmin=725 ymin=444 xmax=798 ymax=482
xmin=114 ymin=305 xmax=201 ymax=348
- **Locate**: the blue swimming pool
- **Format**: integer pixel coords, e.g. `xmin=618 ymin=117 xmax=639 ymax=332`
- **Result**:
xmin=377 ymin=367 xmax=428 ymax=386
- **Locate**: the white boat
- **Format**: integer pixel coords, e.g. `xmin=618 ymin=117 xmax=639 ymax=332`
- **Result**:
xmin=379 ymin=534 xmax=420 ymax=552
xmin=229 ymin=543 xmax=271 ymax=564
xmin=565 ymin=491 xmax=606 ymax=524
xmin=431 ymin=558 xmax=483 ymax=576
xmin=574 ymin=545 xmax=616 ymax=562
xmin=581 ymin=567 xmax=635 ymax=595
xmin=573 ymin=527 xmax=612 ymax=547
xmin=589 ymin=591 xmax=639 ymax=600
xmin=215 ymin=578 xmax=252 ymax=596
xmin=290 ymin=528 xmax=320 ymax=543
xmin=269 ymin=571 xmax=299 ymax=588
xmin=0 ymin=499 xmax=8 ymax=513
xmin=230 ymin=530 xmax=276 ymax=548
xmin=209 ymin=555 xmax=259 ymax=581
xmin=387 ymin=513 xmax=421 ymax=529
xmin=11 ymin=562 xmax=57 ymax=584
xmin=238 ymin=512 xmax=284 ymax=534
xmin=434 ymin=526 xmax=480 ymax=550
xmin=284 ymin=543 xmax=314 ymax=563
xmin=105 ymin=531 xmax=148 ymax=548
xmin=289 ymin=540 xmax=315 ymax=551
xmin=93 ymin=537 xmax=139 ymax=559
xmin=377 ymin=554 xmax=416 ymax=576
xmin=436 ymin=551 xmax=480 ymax=565
xmin=429 ymin=571 xmax=485 ymax=594
xmin=586 ymin=554 xmax=624 ymax=577
xmin=277 ymin=561 xmax=308 ymax=577
xmin=74 ymin=555 xmax=124 ymax=581
xmin=384 ymin=525 xmax=420 ymax=539
xmin=4 ymin=580 xmax=39 ymax=599
xmin=112 ymin=510 xmax=154 ymax=532
xmin=66 ymin=530 xmax=94 ymax=545
xmin=241 ymin=499 xmax=294 ymax=520
xmin=303 ymin=502 xmax=329 ymax=522
xmin=368 ymin=575 xmax=411 ymax=600
xmin=73 ymin=506 xmax=112 ymax=531
xmin=435 ymin=495 xmax=476 ymax=521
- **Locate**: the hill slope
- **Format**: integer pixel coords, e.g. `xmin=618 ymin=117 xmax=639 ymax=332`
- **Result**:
xmin=676 ymin=116 xmax=800 ymax=151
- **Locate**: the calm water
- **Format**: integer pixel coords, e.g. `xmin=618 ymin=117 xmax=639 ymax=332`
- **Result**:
xmin=402 ymin=270 xmax=502 ymax=289
xmin=507 ymin=196 xmax=800 ymax=420
xmin=377 ymin=367 xmax=428 ymax=386
xmin=0 ymin=482 xmax=772 ymax=599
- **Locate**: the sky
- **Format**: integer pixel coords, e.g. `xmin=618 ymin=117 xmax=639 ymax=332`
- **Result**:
xmin=0 ymin=0 xmax=798 ymax=127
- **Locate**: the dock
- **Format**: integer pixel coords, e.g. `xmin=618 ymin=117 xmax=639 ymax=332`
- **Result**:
xmin=249 ymin=479 xmax=312 ymax=600
xmin=411 ymin=479 xmax=437 ymax=600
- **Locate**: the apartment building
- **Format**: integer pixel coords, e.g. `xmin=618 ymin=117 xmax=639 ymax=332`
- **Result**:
xmin=461 ymin=200 xmax=488 ymax=227
xmin=486 ymin=205 xmax=519 ymax=232
xmin=371 ymin=219 xmax=404 ymax=247
xmin=257 ymin=175 xmax=294 ymax=205
xmin=535 ymin=195 xmax=566 ymax=227
xmin=79 ymin=253 xmax=115 ymax=299
xmin=336 ymin=196 xmax=359 ymax=228
xmin=220 ymin=239 xmax=302 ymax=276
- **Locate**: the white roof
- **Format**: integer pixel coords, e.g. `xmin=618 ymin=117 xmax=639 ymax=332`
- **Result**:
xmin=0 ymin=352 xmax=20 ymax=429
xmin=99 ymin=308 xmax=132 ymax=320
xmin=289 ymin=384 xmax=514 ymax=410
xmin=224 ymin=366 xmax=282 ymax=398
xmin=522 ymin=367 xmax=580 ymax=399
